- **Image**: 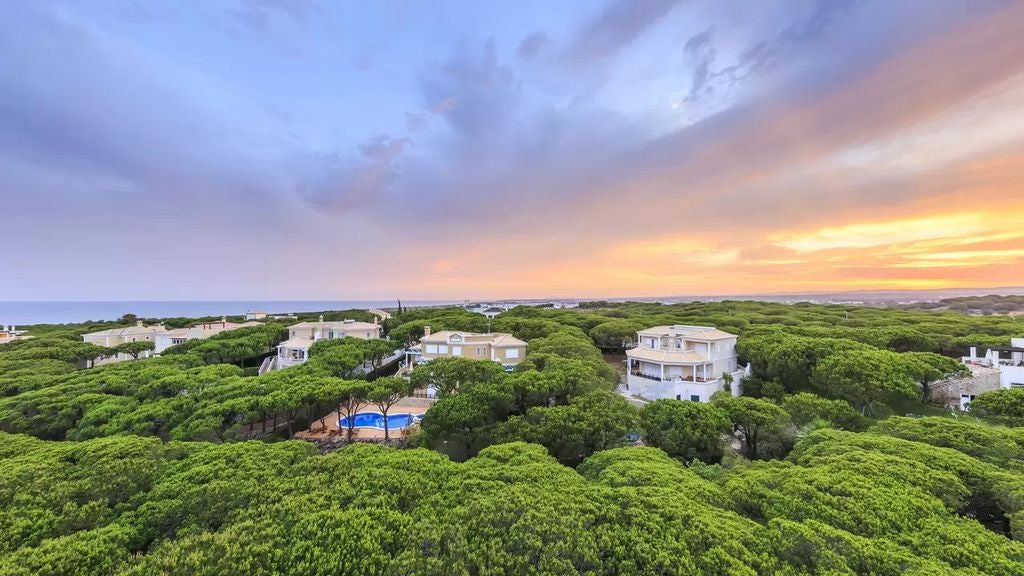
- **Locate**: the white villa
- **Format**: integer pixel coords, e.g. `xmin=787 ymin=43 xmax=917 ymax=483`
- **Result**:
xmin=625 ymin=325 xmax=747 ymax=402
xmin=959 ymin=339 xmax=1024 ymax=408
xmin=153 ymin=318 xmax=262 ymax=353
xmin=82 ymin=321 xmax=167 ymax=365
xmin=273 ymin=316 xmax=383 ymax=370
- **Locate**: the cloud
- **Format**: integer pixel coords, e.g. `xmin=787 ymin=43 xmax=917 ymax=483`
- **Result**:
xmin=517 ymin=31 xmax=548 ymax=60
xmin=0 ymin=2 xmax=287 ymax=214
xmin=405 ymin=111 xmax=427 ymax=131
xmin=231 ymin=0 xmax=323 ymax=35
xmin=4 ymin=0 xmax=1024 ymax=299
xmin=683 ymin=27 xmax=716 ymax=102
xmin=297 ymin=135 xmax=410 ymax=214
xmin=565 ymin=0 xmax=682 ymax=64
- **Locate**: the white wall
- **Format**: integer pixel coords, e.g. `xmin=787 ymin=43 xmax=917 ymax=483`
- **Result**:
xmin=625 ymin=367 xmax=745 ymax=403
xmin=1001 ymin=365 xmax=1024 ymax=389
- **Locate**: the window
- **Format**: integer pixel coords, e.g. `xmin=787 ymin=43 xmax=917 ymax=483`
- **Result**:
xmin=425 ymin=344 xmax=438 ymax=354
xmin=505 ymin=348 xmax=519 ymax=359
xmin=452 ymin=346 xmax=462 ymax=356
xmin=476 ymin=347 xmax=484 ymax=356
xmin=690 ymin=395 xmax=700 ymax=402
xmin=438 ymin=345 xmax=448 ymax=354
xmin=675 ymin=394 xmax=681 ymax=400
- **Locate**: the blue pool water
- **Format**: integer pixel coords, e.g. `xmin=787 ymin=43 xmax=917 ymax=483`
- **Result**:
xmin=338 ymin=412 xmax=423 ymax=430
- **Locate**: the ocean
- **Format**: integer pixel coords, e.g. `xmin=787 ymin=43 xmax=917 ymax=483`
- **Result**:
xmin=0 ymin=300 xmax=458 ymax=326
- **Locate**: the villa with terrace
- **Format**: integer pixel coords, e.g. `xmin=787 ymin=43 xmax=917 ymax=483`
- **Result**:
xmin=405 ymin=325 xmax=527 ymax=373
xmin=625 ymin=325 xmax=747 ymax=402
xmin=270 ymin=316 xmax=383 ymax=371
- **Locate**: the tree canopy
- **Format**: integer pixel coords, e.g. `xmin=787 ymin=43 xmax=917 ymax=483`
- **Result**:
xmin=2 ymin=300 xmax=1024 ymax=574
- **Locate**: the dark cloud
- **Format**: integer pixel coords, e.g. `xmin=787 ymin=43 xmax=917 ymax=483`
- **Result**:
xmin=702 ymin=0 xmax=866 ymax=96
xmin=782 ymin=0 xmax=861 ymax=44
xmin=231 ymin=0 xmax=322 ymax=34
xmin=517 ymin=31 xmax=548 ymax=60
xmin=683 ymin=27 xmax=716 ymax=102
xmin=566 ymin=0 xmax=682 ymax=64
xmin=418 ymin=39 xmax=520 ymax=148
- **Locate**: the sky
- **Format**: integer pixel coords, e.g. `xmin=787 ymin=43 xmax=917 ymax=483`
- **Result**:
xmin=2 ymin=0 xmax=1024 ymax=301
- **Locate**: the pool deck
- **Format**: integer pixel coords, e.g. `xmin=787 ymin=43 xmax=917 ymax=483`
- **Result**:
xmin=295 ymin=396 xmax=436 ymax=440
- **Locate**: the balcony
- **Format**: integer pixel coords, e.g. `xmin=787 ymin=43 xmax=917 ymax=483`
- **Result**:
xmin=629 ymin=371 xmax=717 ymax=383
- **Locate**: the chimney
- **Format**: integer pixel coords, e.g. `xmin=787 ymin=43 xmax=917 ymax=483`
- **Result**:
xmin=318 ymin=314 xmax=324 ymax=323
xmin=136 ymin=320 xmax=144 ymax=328
xmin=373 ymin=316 xmax=379 ymax=325
xmin=424 ymin=325 xmax=432 ymax=337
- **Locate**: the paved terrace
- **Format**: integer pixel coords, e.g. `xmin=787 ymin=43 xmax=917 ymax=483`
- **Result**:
xmin=295 ymin=396 xmax=436 ymax=440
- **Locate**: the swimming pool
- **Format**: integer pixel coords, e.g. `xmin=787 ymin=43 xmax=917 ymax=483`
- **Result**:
xmin=338 ymin=412 xmax=423 ymax=430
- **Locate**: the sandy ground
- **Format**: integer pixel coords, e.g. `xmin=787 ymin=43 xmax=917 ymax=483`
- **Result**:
xmin=296 ymin=396 xmax=436 ymax=440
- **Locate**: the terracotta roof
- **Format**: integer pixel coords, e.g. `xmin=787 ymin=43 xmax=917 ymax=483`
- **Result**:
xmin=626 ymin=347 xmax=709 ymax=364
xmin=278 ymin=337 xmax=314 ymax=349
xmin=491 ymin=334 xmax=528 ymax=347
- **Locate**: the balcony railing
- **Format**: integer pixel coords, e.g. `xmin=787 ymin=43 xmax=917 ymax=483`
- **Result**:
xmin=629 ymin=371 xmax=717 ymax=383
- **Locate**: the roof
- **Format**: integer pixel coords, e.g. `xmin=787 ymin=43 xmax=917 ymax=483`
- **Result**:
xmin=83 ymin=325 xmax=167 ymax=338
xmin=288 ymin=320 xmax=380 ymax=331
xmin=278 ymin=337 xmax=314 ymax=349
xmin=636 ymin=325 xmax=737 ymax=341
xmin=491 ymin=334 xmax=528 ymax=347
xmin=330 ymin=321 xmax=381 ymax=331
xmin=626 ymin=347 xmax=709 ymax=364
xmin=160 ymin=321 xmax=261 ymax=338
xmin=421 ymin=330 xmax=527 ymax=347
xmin=483 ymin=307 xmax=504 ymax=313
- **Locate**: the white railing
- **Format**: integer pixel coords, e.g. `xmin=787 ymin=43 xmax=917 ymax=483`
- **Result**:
xmin=258 ymin=356 xmax=276 ymax=375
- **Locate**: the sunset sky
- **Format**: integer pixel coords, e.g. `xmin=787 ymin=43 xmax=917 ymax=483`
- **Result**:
xmin=3 ymin=0 xmax=1024 ymax=301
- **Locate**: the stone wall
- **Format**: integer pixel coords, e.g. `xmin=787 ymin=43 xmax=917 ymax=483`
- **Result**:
xmin=930 ymin=365 xmax=1002 ymax=408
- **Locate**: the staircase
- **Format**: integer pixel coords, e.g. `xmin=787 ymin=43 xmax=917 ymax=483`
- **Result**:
xmin=258 ymin=356 xmax=277 ymax=376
